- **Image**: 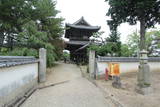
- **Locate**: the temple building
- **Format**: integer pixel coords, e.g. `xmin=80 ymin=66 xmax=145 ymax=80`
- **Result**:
xmin=65 ymin=17 xmax=100 ymax=63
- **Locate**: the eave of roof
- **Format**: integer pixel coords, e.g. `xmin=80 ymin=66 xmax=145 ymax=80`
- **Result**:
xmin=66 ymin=24 xmax=100 ymax=30
xmin=65 ymin=40 xmax=89 ymax=45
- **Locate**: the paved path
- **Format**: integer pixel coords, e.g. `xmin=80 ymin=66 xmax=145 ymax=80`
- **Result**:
xmin=21 ymin=62 xmax=110 ymax=107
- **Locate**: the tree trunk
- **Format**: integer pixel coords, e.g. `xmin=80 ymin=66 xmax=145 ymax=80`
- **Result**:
xmin=136 ymin=18 xmax=152 ymax=95
xmin=140 ymin=18 xmax=146 ymax=50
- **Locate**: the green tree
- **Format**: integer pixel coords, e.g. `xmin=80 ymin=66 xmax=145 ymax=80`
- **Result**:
xmin=106 ymin=30 xmax=121 ymax=56
xmin=0 ymin=0 xmax=64 ymax=67
xmin=127 ymin=32 xmax=140 ymax=56
xmin=127 ymin=30 xmax=160 ymax=56
xmin=120 ymin=44 xmax=132 ymax=57
xmin=0 ymin=0 xmax=36 ymax=49
xmin=92 ymin=31 xmax=105 ymax=44
xmin=89 ymin=30 xmax=121 ymax=57
xmin=88 ymin=43 xmax=121 ymax=57
xmin=106 ymin=0 xmax=160 ymax=51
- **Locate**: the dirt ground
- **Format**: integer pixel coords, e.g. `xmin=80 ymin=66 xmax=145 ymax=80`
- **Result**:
xmin=95 ymin=71 xmax=160 ymax=107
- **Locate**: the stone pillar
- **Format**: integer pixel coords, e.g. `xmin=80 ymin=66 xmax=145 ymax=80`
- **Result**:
xmin=89 ymin=50 xmax=96 ymax=79
xmin=136 ymin=50 xmax=152 ymax=95
xmin=39 ymin=48 xmax=46 ymax=83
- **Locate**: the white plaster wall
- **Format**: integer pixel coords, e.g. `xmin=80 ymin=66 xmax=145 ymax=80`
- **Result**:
xmin=120 ymin=62 xmax=139 ymax=73
xmin=97 ymin=62 xmax=160 ymax=76
xmin=0 ymin=63 xmax=38 ymax=106
xmin=149 ymin=62 xmax=160 ymax=71
xmin=97 ymin=62 xmax=109 ymax=75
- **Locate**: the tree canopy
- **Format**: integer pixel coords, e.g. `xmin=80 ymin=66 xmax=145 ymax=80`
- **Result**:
xmin=106 ymin=0 xmax=160 ymax=50
xmin=0 ymin=0 xmax=64 ymax=67
xmin=90 ymin=31 xmax=121 ymax=56
xmin=106 ymin=0 xmax=160 ymax=28
xmin=127 ymin=30 xmax=160 ymax=56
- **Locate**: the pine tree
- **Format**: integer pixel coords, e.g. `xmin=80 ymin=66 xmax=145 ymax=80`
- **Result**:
xmin=0 ymin=0 xmax=64 ymax=67
xmin=106 ymin=28 xmax=121 ymax=56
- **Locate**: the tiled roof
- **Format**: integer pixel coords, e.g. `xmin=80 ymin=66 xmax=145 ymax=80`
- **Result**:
xmin=66 ymin=24 xmax=100 ymax=30
xmin=0 ymin=56 xmax=39 ymax=68
xmin=65 ymin=17 xmax=100 ymax=30
xmin=97 ymin=56 xmax=160 ymax=62
xmin=65 ymin=17 xmax=100 ymax=38
xmin=73 ymin=17 xmax=91 ymax=26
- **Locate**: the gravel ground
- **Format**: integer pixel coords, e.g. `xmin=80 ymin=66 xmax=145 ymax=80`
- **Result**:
xmin=21 ymin=62 xmax=111 ymax=107
xmin=96 ymin=71 xmax=160 ymax=107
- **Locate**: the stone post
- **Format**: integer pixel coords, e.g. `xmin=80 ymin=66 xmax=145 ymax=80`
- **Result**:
xmin=39 ymin=48 xmax=46 ymax=83
xmin=136 ymin=50 xmax=152 ymax=95
xmin=89 ymin=50 xmax=96 ymax=79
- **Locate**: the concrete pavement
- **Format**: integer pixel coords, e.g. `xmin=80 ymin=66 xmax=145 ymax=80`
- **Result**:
xmin=21 ymin=62 xmax=111 ymax=107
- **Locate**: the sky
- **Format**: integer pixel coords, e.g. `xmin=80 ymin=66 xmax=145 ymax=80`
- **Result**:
xmin=55 ymin=0 xmax=140 ymax=43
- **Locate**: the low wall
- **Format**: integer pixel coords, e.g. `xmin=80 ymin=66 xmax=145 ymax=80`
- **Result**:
xmin=96 ymin=57 xmax=160 ymax=79
xmin=0 ymin=56 xmax=39 ymax=107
